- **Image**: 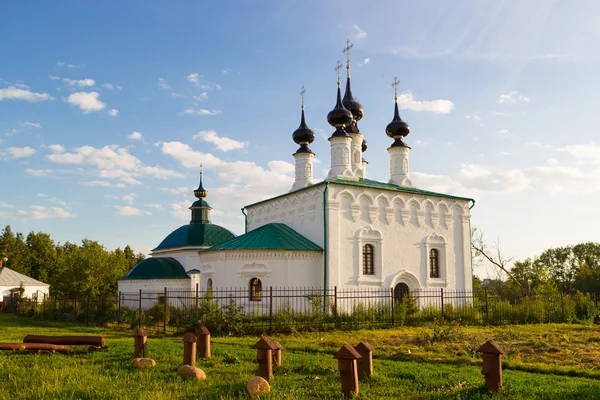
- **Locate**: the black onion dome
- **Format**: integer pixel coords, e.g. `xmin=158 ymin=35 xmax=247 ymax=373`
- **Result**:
xmin=361 ymin=138 xmax=368 ymax=152
xmin=292 ymin=108 xmax=315 ymax=145
xmin=342 ymin=76 xmax=364 ymax=123
xmin=193 ymin=171 xmax=208 ymax=199
xmin=386 ymin=101 xmax=410 ymax=147
xmin=327 ymin=85 xmax=353 ymax=133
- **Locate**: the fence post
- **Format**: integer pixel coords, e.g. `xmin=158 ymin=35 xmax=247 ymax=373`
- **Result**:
xmin=334 ymin=286 xmax=338 ymax=328
xmin=138 ymin=289 xmax=142 ymax=328
xmin=117 ymin=291 xmax=121 ymax=324
xmin=390 ymin=287 xmax=395 ymax=327
xmin=162 ymin=287 xmax=168 ymax=334
xmin=440 ymin=288 xmax=445 ymax=319
xmin=269 ymin=286 xmax=273 ymax=335
xmin=195 ymin=283 xmax=199 ymax=322
xmin=484 ymin=288 xmax=489 ymax=324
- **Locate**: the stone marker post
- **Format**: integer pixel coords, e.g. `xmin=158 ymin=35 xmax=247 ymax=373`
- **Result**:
xmin=334 ymin=344 xmax=362 ymax=398
xmin=253 ymin=337 xmax=278 ymax=381
xmin=354 ymin=341 xmax=374 ymax=378
xmin=133 ymin=328 xmax=147 ymax=358
xmin=477 ymin=340 xmax=506 ymax=391
xmin=196 ymin=326 xmax=211 ymax=360
xmin=183 ymin=332 xmax=197 ymax=367
xmin=273 ymin=341 xmax=283 ymax=367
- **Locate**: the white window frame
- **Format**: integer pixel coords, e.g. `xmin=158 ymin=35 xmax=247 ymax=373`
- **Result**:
xmin=422 ymin=233 xmax=447 ymax=287
xmin=355 ymin=227 xmax=384 ymax=286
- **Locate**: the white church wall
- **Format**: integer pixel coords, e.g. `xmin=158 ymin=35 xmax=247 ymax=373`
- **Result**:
xmin=117 ymin=279 xmax=193 ymax=309
xmin=246 ymin=185 xmax=325 ymax=249
xmin=199 ymin=250 xmax=322 ymax=289
xmin=328 ymin=185 xmax=472 ymax=292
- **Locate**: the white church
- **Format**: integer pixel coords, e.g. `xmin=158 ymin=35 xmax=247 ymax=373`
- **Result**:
xmin=119 ymin=50 xmax=475 ymax=303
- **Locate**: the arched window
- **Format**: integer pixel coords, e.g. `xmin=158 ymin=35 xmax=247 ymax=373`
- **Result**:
xmin=430 ymin=249 xmax=440 ymax=278
xmin=249 ymin=278 xmax=262 ymax=301
xmin=206 ymin=278 xmax=213 ymax=291
xmin=363 ymin=244 xmax=375 ymax=275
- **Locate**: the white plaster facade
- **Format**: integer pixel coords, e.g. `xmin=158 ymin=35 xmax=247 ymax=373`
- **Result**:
xmin=244 ymin=181 xmax=473 ymax=294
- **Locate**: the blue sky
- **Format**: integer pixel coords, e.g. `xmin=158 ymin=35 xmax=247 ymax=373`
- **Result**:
xmin=1 ymin=1 xmax=599 ymax=277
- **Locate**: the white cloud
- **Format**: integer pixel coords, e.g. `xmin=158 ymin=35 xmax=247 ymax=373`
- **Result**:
xmin=157 ymin=78 xmax=170 ymax=90
xmin=170 ymin=200 xmax=191 ymax=220
xmin=353 ymin=25 xmax=367 ymax=40
xmin=25 ymin=169 xmax=53 ymax=177
xmin=557 ymin=143 xmax=600 ymax=163
xmin=181 ymin=108 xmax=222 ymax=116
xmin=498 ymin=129 xmax=511 ymax=136
xmin=187 ymin=73 xmax=200 ymax=84
xmin=48 ymin=144 xmax=65 ymax=153
xmin=172 ymin=92 xmax=186 ymax=98
xmin=193 ymin=130 xmax=248 ymax=151
xmin=192 ymin=92 xmax=208 ymax=102
xmin=525 ymin=141 xmax=551 ymax=149
xmin=17 ymin=206 xmax=73 ymax=219
xmin=2 ymin=146 xmax=37 ymax=159
xmin=360 ymin=58 xmax=370 ymax=66
xmin=128 ymin=131 xmax=143 ymax=140
xmin=68 ymin=64 xmax=81 ymax=69
xmin=158 ymin=141 xmax=294 ymax=217
xmin=102 ymin=83 xmax=121 ymax=90
xmin=115 ymin=205 xmax=150 ymax=216
xmin=66 ymin=92 xmax=106 ymax=113
xmin=63 ymin=78 xmax=95 ymax=87
xmin=0 ymin=86 xmax=52 ymax=102
xmin=161 ymin=187 xmax=190 ymax=195
xmin=497 ymin=91 xmax=530 ymax=104
xmin=397 ymin=92 xmax=454 ymax=114
xmin=47 ymin=144 xmax=182 ymax=185
xmin=0 ymin=201 xmax=13 ymax=208
xmin=122 ymin=194 xmax=136 ymax=205
xmin=81 ymin=180 xmax=127 ymax=188
xmin=108 ymin=109 xmax=119 ymax=117
xmin=19 ymin=121 xmax=41 ymax=128
xmin=56 ymin=62 xmax=65 ymax=68
xmin=145 ymin=203 xmax=164 ymax=211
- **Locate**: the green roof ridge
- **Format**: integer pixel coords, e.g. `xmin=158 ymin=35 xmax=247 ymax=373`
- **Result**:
xmin=243 ymin=179 xmax=474 ymax=209
xmin=120 ymin=257 xmax=190 ymax=280
xmin=153 ymin=223 xmax=236 ymax=251
xmin=203 ymin=223 xmax=322 ymax=252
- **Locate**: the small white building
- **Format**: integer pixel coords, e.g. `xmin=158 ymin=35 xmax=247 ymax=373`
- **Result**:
xmin=119 ymin=55 xmax=475 ymax=306
xmin=0 ymin=264 xmax=50 ymax=302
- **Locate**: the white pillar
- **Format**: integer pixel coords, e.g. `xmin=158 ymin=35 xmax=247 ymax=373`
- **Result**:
xmin=388 ymin=146 xmax=414 ymax=187
xmin=360 ymin=159 xmax=368 ymax=179
xmin=291 ymin=152 xmax=315 ymax=191
xmin=349 ymin=132 xmax=364 ymax=178
xmin=327 ymin=136 xmax=357 ymax=180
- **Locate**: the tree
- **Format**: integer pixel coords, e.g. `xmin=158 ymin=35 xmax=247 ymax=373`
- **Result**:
xmin=538 ymin=246 xmax=577 ymax=293
xmin=26 ymin=231 xmax=57 ymax=283
xmin=471 ymin=227 xmax=526 ymax=293
xmin=0 ymin=226 xmax=29 ymax=275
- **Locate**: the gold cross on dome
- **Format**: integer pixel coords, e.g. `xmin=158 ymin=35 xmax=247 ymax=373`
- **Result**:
xmin=335 ymin=61 xmax=343 ymax=82
xmin=391 ymin=77 xmax=401 ymax=99
xmin=199 ymin=163 xmax=203 ymax=174
xmin=300 ymin=86 xmax=306 ymax=109
xmin=343 ymin=39 xmax=354 ymax=68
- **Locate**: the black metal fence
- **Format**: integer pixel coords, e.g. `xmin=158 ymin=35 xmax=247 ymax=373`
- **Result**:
xmin=4 ymin=287 xmax=599 ymax=335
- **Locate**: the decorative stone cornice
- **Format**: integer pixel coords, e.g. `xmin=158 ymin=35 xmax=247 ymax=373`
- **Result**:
xmin=200 ymin=250 xmax=322 ymax=262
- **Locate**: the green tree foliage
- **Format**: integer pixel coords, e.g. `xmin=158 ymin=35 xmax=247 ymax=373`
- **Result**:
xmin=0 ymin=225 xmax=145 ymax=297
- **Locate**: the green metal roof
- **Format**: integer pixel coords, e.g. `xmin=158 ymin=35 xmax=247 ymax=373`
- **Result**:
xmin=244 ymin=178 xmax=475 ymax=208
xmin=203 ymin=223 xmax=323 ymax=253
xmin=120 ymin=257 xmax=190 ymax=280
xmin=153 ymin=223 xmax=236 ymax=251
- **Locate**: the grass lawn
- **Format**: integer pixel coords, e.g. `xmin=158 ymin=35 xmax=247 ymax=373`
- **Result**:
xmin=1 ymin=315 xmax=600 ymax=399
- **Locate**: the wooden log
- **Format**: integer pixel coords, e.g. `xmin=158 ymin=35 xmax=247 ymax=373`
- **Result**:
xmin=0 ymin=343 xmax=69 ymax=354
xmin=23 ymin=334 xmax=104 ymax=348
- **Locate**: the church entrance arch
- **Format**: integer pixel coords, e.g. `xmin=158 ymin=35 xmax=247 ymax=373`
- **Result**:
xmin=394 ymin=283 xmax=410 ymax=303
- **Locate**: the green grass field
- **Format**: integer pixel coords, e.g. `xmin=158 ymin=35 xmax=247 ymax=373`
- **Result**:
xmin=1 ymin=315 xmax=600 ymax=399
